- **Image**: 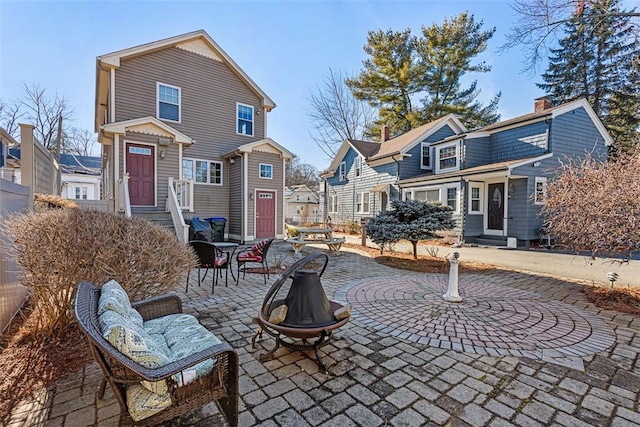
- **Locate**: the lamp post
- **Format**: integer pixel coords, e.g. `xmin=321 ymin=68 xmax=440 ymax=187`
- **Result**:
xmin=443 ymin=252 xmax=462 ymax=302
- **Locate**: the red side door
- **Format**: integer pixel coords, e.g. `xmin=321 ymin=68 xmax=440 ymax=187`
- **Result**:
xmin=256 ymin=191 xmax=276 ymax=238
xmin=126 ymin=144 xmax=155 ymax=206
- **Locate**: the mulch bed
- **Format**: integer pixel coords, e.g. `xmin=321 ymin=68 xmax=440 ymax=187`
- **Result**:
xmin=584 ymin=286 xmax=640 ymax=316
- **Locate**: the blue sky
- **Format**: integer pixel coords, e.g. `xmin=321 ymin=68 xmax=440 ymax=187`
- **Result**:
xmin=2 ymin=0 xmax=552 ymax=169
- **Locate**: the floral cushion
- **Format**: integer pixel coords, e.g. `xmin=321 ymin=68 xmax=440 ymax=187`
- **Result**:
xmin=125 ymin=384 xmax=172 ymax=422
xmin=214 ymin=254 xmax=228 ymax=267
xmin=98 ymin=279 xmax=131 ymax=317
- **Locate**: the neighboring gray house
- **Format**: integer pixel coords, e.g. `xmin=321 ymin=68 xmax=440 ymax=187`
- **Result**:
xmin=95 ymin=30 xmax=293 ymax=242
xmin=320 ymin=114 xmax=466 ymax=225
xmin=323 ymin=97 xmax=612 ymax=247
xmin=284 ymin=184 xmax=320 ymax=224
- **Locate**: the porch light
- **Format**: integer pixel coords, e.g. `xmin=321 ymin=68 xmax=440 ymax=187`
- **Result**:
xmin=159 ymin=150 xmax=166 ymax=159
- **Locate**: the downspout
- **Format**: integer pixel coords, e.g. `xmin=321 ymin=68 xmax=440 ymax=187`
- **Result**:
xmin=459 ymin=177 xmax=466 ymax=244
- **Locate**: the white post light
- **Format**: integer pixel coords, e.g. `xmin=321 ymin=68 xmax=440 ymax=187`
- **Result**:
xmin=443 ymin=252 xmax=462 ymax=302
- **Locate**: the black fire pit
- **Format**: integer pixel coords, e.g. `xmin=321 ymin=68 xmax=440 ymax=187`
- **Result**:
xmin=252 ymin=253 xmax=350 ymax=372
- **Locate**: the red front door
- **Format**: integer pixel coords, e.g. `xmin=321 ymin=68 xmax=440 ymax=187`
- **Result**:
xmin=256 ymin=191 xmax=276 ymax=238
xmin=126 ymin=144 xmax=155 ymax=206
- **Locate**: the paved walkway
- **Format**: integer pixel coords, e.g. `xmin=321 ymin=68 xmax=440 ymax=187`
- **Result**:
xmin=338 ymin=234 xmax=640 ymax=287
xmin=8 ymin=241 xmax=640 ymax=426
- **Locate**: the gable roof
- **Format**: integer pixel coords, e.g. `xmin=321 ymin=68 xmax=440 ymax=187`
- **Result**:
xmin=101 ymin=117 xmax=195 ymax=145
xmin=96 ymin=30 xmax=276 ymax=131
xmin=321 ymin=114 xmax=467 ymax=176
xmin=470 ymin=98 xmax=613 ymax=146
xmin=222 ymin=138 xmax=294 ymax=160
xmin=369 ymin=114 xmax=467 ymax=161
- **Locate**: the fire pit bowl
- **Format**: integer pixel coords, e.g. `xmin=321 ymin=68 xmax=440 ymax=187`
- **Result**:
xmin=252 ymin=253 xmax=350 ymax=372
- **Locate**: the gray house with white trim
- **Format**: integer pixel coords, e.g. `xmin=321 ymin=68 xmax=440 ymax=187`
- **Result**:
xmin=323 ymin=98 xmax=612 ymax=246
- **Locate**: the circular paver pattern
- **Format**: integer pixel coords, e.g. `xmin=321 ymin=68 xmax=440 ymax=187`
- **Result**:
xmin=335 ymin=275 xmax=616 ymax=360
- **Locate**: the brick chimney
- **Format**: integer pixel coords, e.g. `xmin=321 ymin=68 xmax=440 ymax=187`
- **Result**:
xmin=534 ymin=96 xmax=552 ymax=112
xmin=381 ymin=125 xmax=390 ymax=142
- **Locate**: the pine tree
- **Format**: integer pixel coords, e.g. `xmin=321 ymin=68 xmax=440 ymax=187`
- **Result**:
xmin=417 ymin=12 xmax=501 ymax=129
xmin=347 ymin=13 xmax=501 ymax=139
xmin=538 ymin=0 xmax=640 ymax=153
xmin=346 ymin=29 xmax=424 ymax=137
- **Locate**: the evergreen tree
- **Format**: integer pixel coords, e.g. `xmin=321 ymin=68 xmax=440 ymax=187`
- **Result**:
xmin=417 ymin=12 xmax=501 ymax=129
xmin=538 ymin=0 xmax=640 ymax=153
xmin=346 ymin=29 xmax=424 ymax=137
xmin=347 ymin=13 xmax=500 ymax=139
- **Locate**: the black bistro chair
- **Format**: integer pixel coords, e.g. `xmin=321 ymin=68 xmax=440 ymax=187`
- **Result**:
xmin=187 ymin=240 xmax=230 ymax=292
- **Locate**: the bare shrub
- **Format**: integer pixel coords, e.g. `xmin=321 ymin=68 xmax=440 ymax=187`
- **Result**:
xmin=541 ymin=153 xmax=640 ymax=260
xmin=3 ymin=209 xmax=197 ymax=338
xmin=34 ymin=193 xmax=78 ymax=210
xmin=424 ymin=245 xmax=440 ymax=258
xmin=344 ymin=220 xmax=362 ymax=235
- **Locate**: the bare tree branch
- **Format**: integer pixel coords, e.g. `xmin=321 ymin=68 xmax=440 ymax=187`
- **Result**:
xmin=500 ymin=0 xmax=640 ymax=75
xmin=307 ymin=68 xmax=375 ymax=157
xmin=63 ymin=127 xmax=98 ymax=156
xmin=0 ymin=99 xmax=23 ymax=138
xmin=19 ymin=84 xmax=74 ymax=149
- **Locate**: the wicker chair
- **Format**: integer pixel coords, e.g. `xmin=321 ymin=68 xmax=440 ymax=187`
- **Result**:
xmin=74 ymin=281 xmax=238 ymax=426
xmin=236 ymin=238 xmax=275 ymax=285
xmin=187 ymin=240 xmax=230 ymax=292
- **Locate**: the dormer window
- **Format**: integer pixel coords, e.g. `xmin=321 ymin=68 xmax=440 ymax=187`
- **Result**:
xmin=436 ymin=141 xmax=460 ymax=173
xmin=237 ymin=103 xmax=254 ymax=136
xmin=157 ymin=83 xmax=181 ymax=122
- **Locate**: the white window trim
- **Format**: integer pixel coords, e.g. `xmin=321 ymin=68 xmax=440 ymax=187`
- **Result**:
xmin=329 ymin=194 xmax=338 ymax=213
xmin=404 ymin=184 xmax=460 ymax=214
xmin=355 ymin=156 xmax=362 ymax=177
xmin=183 ymin=158 xmax=223 ymax=186
xmin=259 ymin=163 xmax=273 ymax=179
xmin=236 ymin=102 xmax=254 ymax=137
xmin=534 ymin=176 xmax=547 ymax=205
xmin=357 ymin=191 xmax=371 ymax=213
xmin=420 ymin=143 xmax=433 ymax=170
xmin=339 ymin=161 xmax=346 ymax=181
xmin=435 ymin=141 xmax=460 ymax=174
xmin=156 ymin=82 xmax=181 ymax=123
xmin=468 ymin=184 xmax=484 ymax=214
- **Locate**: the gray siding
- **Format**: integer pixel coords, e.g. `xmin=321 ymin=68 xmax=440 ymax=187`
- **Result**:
xmin=464 ymin=213 xmax=483 ymax=238
xmin=325 ymin=148 xmax=398 ymax=224
xmin=463 ymin=136 xmax=491 ymax=168
xmin=400 ymin=124 xmax=458 ymax=179
xmin=505 ymin=178 xmax=532 ymax=239
xmin=115 ymin=46 xmax=266 ymax=216
xmin=550 ymin=107 xmax=608 ymax=160
xmin=490 ymin=121 xmax=549 ymax=163
xmin=247 ymin=151 xmax=284 ymax=237
xmin=228 ymin=159 xmax=242 ymax=236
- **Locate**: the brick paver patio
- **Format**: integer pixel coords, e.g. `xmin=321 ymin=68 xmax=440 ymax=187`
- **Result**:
xmin=9 ymin=242 xmax=640 ymax=426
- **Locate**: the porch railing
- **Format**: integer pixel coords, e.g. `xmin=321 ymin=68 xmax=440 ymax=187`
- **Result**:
xmin=169 ymin=178 xmax=194 ymax=213
xmin=118 ymin=173 xmax=131 ymax=217
xmin=166 ymin=180 xmax=189 ymax=243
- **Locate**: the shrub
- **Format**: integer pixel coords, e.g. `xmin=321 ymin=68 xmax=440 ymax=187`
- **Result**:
xmin=344 ymin=220 xmax=362 ymax=235
xmin=541 ymin=153 xmax=640 ymax=260
xmin=3 ymin=209 xmax=197 ymax=338
xmin=366 ymin=200 xmax=455 ymax=258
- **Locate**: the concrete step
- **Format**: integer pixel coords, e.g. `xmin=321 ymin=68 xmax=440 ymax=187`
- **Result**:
xmin=467 ymin=235 xmax=508 ymax=247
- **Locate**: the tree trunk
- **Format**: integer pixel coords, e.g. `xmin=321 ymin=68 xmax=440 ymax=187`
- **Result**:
xmin=411 ymin=241 xmax=418 ymax=259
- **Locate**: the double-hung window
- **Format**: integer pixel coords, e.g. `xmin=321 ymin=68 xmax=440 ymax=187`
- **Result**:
xmin=157 ymin=83 xmax=180 ymax=122
xmin=446 ymin=188 xmax=457 ymax=211
xmin=237 ymin=103 xmax=254 ymax=136
xmin=534 ymin=177 xmax=547 ymax=205
xmin=259 ymin=163 xmax=273 ymax=179
xmin=357 ymin=192 xmax=370 ymax=213
xmin=339 ymin=161 xmax=346 ymax=181
xmin=74 ymin=186 xmax=88 ymax=200
xmin=439 ymin=145 xmax=457 ymax=170
xmin=469 ymin=185 xmax=482 ymax=213
xmin=183 ymin=158 xmax=222 ymax=185
xmin=329 ymin=195 xmax=338 ymax=213
xmin=421 ymin=143 xmax=432 ymax=170
xmin=355 ymin=157 xmax=362 ymax=177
